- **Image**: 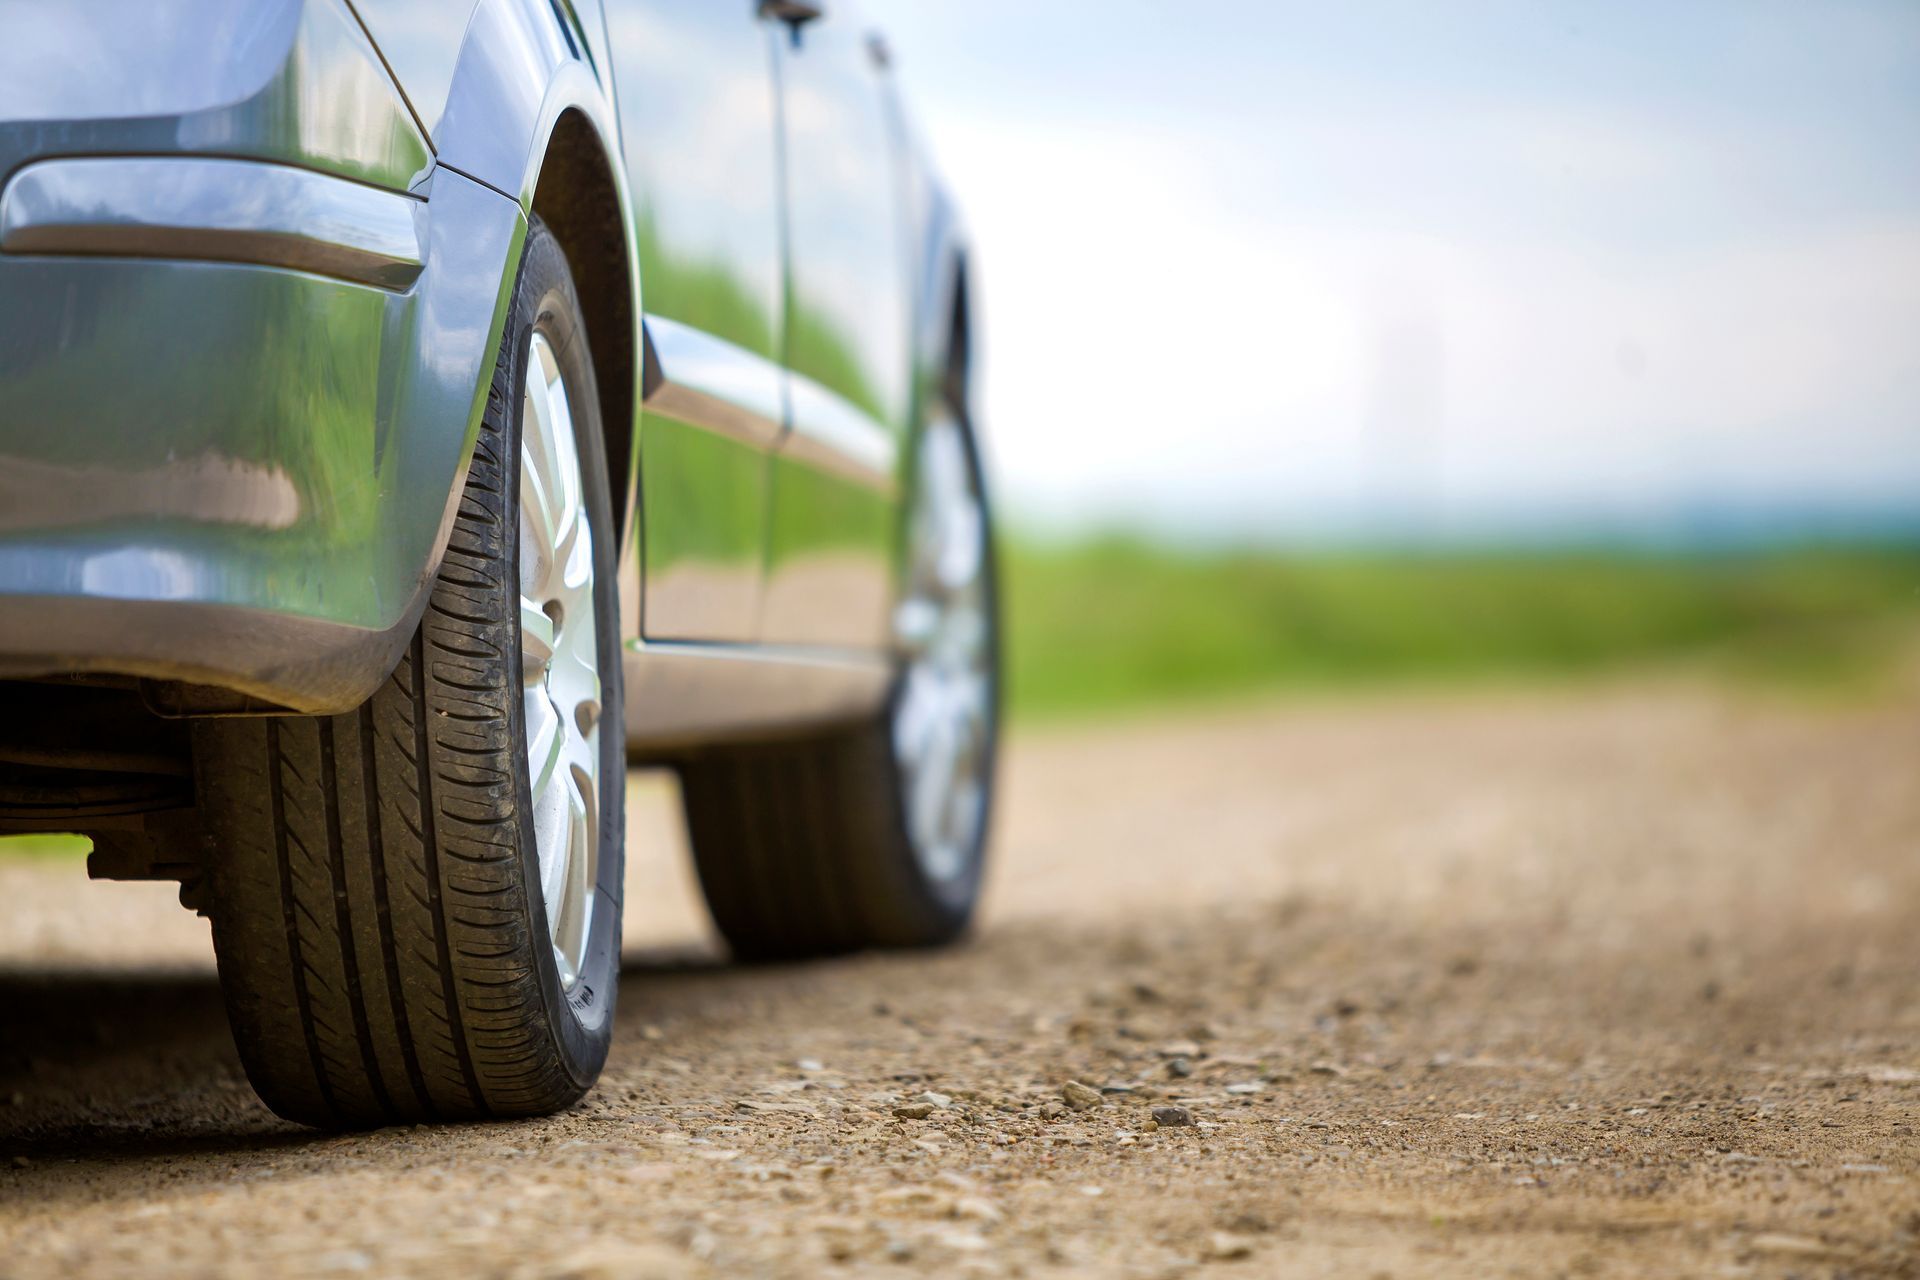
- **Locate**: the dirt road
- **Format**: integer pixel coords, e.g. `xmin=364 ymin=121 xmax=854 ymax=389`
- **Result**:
xmin=2 ymin=680 xmax=1917 ymax=1278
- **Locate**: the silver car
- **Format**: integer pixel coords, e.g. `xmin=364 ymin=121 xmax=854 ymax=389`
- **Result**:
xmin=0 ymin=0 xmax=997 ymax=1128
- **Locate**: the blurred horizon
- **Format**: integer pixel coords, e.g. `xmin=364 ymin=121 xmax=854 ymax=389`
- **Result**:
xmin=865 ymin=0 xmax=1920 ymax=550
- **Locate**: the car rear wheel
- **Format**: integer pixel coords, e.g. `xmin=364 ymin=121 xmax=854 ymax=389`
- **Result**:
xmin=193 ymin=221 xmax=624 ymax=1128
xmin=680 ymin=404 xmax=999 ymax=960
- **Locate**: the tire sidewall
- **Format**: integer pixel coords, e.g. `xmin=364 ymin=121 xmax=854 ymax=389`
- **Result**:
xmin=503 ymin=226 xmax=625 ymax=1077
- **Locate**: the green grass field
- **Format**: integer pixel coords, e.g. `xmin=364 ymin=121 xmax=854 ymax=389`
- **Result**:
xmin=1002 ymin=539 xmax=1920 ymax=717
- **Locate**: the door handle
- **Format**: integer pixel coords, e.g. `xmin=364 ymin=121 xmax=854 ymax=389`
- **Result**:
xmin=759 ymin=0 xmax=824 ymax=26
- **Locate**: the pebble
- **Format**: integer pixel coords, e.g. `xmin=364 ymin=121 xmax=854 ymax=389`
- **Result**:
xmin=916 ymin=1091 xmax=953 ymax=1110
xmin=1061 ymin=1081 xmax=1102 ymax=1111
xmin=1167 ymin=1057 xmax=1194 ymax=1079
xmin=893 ymin=1103 xmax=936 ymax=1120
xmin=1152 ymin=1105 xmax=1194 ymax=1128
xmin=951 ymin=1196 xmax=1002 ymax=1224
xmin=1039 ymin=1101 xmax=1068 ymax=1121
xmin=1208 ymin=1231 xmax=1255 ymax=1260
xmin=1159 ymin=1040 xmax=1202 ymax=1059
xmin=1747 ymin=1234 xmax=1833 ymax=1258
xmin=734 ymin=1100 xmax=817 ymax=1117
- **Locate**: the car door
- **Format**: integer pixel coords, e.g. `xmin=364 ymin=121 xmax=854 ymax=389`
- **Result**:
xmin=607 ymin=2 xmax=786 ymax=640
xmin=761 ymin=2 xmax=910 ymax=649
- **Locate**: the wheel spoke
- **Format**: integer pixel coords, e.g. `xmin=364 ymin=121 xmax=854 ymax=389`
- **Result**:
xmin=890 ymin=414 xmax=994 ymax=888
xmin=516 ymin=331 xmax=603 ymax=992
xmin=520 ymin=595 xmax=555 ymax=670
xmin=527 ymin=690 xmax=566 ymax=799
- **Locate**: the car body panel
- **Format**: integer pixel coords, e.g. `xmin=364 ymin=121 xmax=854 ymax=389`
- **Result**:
xmin=343 ymin=0 xmax=473 ymax=140
xmin=0 ymin=0 xmax=433 ymax=192
xmin=758 ymin=12 xmax=909 ymax=649
xmin=0 ymin=0 xmax=977 ymax=750
xmin=0 ymin=166 xmax=526 ymax=710
xmin=606 ymin=5 xmax=786 ymax=642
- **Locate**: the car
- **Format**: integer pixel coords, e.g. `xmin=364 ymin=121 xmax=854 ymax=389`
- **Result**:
xmin=0 ymin=0 xmax=997 ymax=1130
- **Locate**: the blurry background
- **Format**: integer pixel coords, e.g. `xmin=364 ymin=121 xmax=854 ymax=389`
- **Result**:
xmin=868 ymin=0 xmax=1920 ymax=716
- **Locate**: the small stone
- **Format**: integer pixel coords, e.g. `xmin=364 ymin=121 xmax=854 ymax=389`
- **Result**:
xmin=1159 ymin=1040 xmax=1202 ymax=1059
xmin=640 ymin=1024 xmax=663 ymax=1041
xmin=1208 ymin=1232 xmax=1255 ymax=1260
xmin=916 ymin=1091 xmax=953 ymax=1109
xmin=1748 ymin=1234 xmax=1833 ymax=1259
xmin=10 ymin=1156 xmax=28 ymax=1168
xmin=796 ymin=1058 xmax=824 ymax=1072
xmin=735 ymin=1099 xmax=818 ymax=1117
xmin=1061 ymin=1081 xmax=1102 ymax=1111
xmin=1151 ymin=1105 xmax=1194 ymax=1128
xmin=1225 ymin=1082 xmax=1262 ymax=1095
xmin=892 ymin=1103 xmax=936 ymax=1120
xmin=951 ymin=1196 xmax=1002 ymax=1224
xmin=1167 ymin=1057 xmax=1194 ymax=1079
xmin=1039 ymin=1101 xmax=1068 ymax=1121
xmin=1308 ymin=1061 xmax=1346 ymax=1076
xmin=1099 ymin=1083 xmax=1135 ymax=1095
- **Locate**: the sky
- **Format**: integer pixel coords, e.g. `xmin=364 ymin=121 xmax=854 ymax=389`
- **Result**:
xmin=861 ymin=0 xmax=1920 ymax=544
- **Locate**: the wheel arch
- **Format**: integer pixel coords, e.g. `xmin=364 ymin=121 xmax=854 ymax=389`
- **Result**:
xmin=426 ymin=1 xmax=643 ymax=549
xmin=942 ymin=251 xmax=974 ymax=418
xmin=528 ymin=109 xmax=638 ymax=549
xmin=910 ymin=185 xmax=977 ymax=429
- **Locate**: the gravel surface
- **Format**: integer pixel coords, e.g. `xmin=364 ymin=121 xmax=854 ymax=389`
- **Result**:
xmin=1 ymin=680 xmax=1916 ymax=1278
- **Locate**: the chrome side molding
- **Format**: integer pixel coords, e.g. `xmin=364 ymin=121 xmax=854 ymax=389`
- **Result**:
xmin=0 ymin=156 xmax=425 ymax=290
xmin=640 ymin=315 xmax=787 ymax=450
xmin=784 ymin=371 xmax=898 ymax=495
xmin=640 ymin=314 xmax=898 ymax=491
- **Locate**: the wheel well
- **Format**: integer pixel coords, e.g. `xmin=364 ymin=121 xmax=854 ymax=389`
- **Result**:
xmin=531 ymin=110 xmax=636 ymax=542
xmin=944 ymin=255 xmax=972 ymax=416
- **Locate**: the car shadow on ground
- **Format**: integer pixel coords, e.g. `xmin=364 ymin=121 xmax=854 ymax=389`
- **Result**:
xmin=0 ymin=945 xmax=740 ymax=1166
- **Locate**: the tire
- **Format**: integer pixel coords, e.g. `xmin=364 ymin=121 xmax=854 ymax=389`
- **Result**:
xmin=681 ymin=404 xmax=999 ymax=961
xmin=193 ymin=221 xmax=625 ymax=1128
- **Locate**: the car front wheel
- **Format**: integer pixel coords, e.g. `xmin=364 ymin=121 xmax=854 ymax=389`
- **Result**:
xmin=194 ymin=221 xmax=625 ymax=1128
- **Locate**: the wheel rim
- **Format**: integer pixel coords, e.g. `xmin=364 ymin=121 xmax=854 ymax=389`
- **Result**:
xmin=891 ymin=413 xmax=993 ymax=887
xmin=518 ymin=330 xmax=602 ymax=991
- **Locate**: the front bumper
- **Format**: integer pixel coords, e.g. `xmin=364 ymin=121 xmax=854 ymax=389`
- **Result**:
xmin=0 ymin=161 xmax=526 ymax=711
